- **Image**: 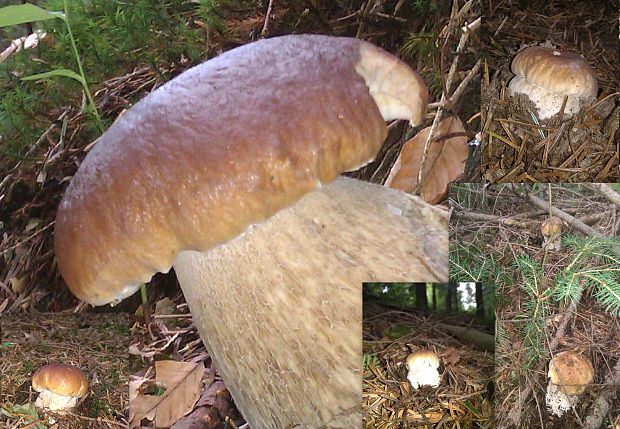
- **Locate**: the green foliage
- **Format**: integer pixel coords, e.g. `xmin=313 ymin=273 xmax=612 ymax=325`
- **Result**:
xmin=1 ymin=0 xmax=219 ymax=162
xmin=515 ymin=257 xmax=552 ymax=367
xmin=363 ymin=353 xmax=379 ymax=370
xmin=0 ymin=2 xmax=102 ymax=130
xmin=554 ymin=236 xmax=620 ymax=317
xmin=511 ymin=238 xmax=620 ymax=368
xmin=384 ymin=324 xmax=412 ymax=339
xmin=401 ymin=25 xmax=436 ymax=63
xmin=0 ymin=403 xmax=45 ymax=429
xmin=450 ymin=239 xmax=503 ymax=283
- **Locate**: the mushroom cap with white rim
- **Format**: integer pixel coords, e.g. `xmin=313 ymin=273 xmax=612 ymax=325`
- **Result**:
xmin=508 ymin=46 xmax=597 ymax=119
xmin=54 ymin=34 xmax=437 ymax=429
xmin=406 ymin=349 xmax=441 ymax=389
xmin=54 ymin=34 xmax=429 ymax=307
xmin=545 ymin=351 xmax=594 ymax=417
xmin=32 ymin=364 xmax=88 ymax=413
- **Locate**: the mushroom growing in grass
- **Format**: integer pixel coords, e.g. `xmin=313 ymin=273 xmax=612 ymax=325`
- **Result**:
xmin=406 ymin=350 xmax=441 ymax=389
xmin=508 ymin=46 xmax=597 ymax=120
xmin=32 ymin=364 xmax=88 ymax=413
xmin=545 ymin=351 xmax=594 ymax=417
xmin=54 ymin=34 xmax=444 ymax=428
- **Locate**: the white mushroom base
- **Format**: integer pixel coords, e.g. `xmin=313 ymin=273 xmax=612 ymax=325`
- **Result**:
xmin=407 ymin=363 xmax=440 ymax=389
xmin=34 ymin=390 xmax=78 ymax=413
xmin=508 ymin=76 xmax=582 ymax=120
xmin=545 ymin=382 xmax=578 ymax=417
xmin=173 ymin=178 xmax=448 ymax=429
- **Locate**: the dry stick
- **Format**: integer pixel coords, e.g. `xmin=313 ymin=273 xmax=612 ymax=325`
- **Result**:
xmin=415 ymin=10 xmax=479 ymax=194
xmin=583 ymin=358 xmax=620 ymax=429
xmin=261 ymin=0 xmax=275 ymax=36
xmin=524 ymin=191 xmax=603 ymax=237
xmin=0 ymin=111 xmax=67 ymax=194
xmin=355 ymin=1 xmax=374 ymax=39
xmin=588 ymin=183 xmax=620 ymax=209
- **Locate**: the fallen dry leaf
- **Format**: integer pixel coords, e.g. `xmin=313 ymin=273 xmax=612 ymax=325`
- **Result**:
xmin=442 ymin=347 xmax=461 ymax=366
xmin=385 ymin=116 xmax=469 ymax=203
xmin=129 ymin=360 xmax=204 ymax=428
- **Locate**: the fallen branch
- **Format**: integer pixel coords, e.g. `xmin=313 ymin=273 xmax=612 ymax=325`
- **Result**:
xmin=583 ymin=358 xmax=620 ymax=429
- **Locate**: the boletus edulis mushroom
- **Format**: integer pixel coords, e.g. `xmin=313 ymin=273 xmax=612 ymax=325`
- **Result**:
xmin=32 ymin=364 xmax=88 ymax=413
xmin=406 ymin=349 xmax=441 ymax=389
xmin=545 ymin=351 xmax=594 ymax=417
xmin=508 ymin=46 xmax=597 ymax=120
xmin=54 ymin=34 xmax=446 ymax=428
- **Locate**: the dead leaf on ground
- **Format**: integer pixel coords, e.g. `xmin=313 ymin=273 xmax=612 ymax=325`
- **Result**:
xmin=385 ymin=116 xmax=469 ymax=204
xmin=129 ymin=360 xmax=204 ymax=428
xmin=442 ymin=346 xmax=461 ymax=366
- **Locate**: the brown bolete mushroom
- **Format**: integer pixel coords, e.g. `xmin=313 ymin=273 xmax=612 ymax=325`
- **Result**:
xmin=54 ymin=34 xmax=444 ymax=428
xmin=545 ymin=351 xmax=594 ymax=417
xmin=406 ymin=349 xmax=441 ymax=389
xmin=32 ymin=364 xmax=88 ymax=413
xmin=508 ymin=46 xmax=597 ymax=120
xmin=541 ymin=216 xmax=563 ymax=251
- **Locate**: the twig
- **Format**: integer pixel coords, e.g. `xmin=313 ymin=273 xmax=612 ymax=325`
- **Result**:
xmin=415 ymin=2 xmax=480 ymax=194
xmin=524 ymin=191 xmax=603 ymax=237
xmin=261 ymin=0 xmax=275 ymax=36
xmin=588 ymin=183 xmax=620 ymax=209
xmin=355 ymin=1 xmax=375 ymax=39
xmin=583 ymin=358 xmax=620 ymax=429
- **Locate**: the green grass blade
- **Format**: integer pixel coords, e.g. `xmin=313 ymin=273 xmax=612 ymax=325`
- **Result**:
xmin=22 ymin=68 xmax=85 ymax=85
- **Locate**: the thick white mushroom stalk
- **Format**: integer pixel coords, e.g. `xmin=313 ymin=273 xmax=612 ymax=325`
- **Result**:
xmin=174 ymin=178 xmax=447 ymax=429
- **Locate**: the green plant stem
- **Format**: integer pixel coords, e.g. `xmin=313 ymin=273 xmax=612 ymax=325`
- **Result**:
xmin=62 ymin=0 xmax=102 ymax=132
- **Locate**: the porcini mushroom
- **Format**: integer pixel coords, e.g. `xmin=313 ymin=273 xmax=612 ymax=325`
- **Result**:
xmin=54 ymin=34 xmax=443 ymax=428
xmin=508 ymin=46 xmax=597 ymax=120
xmin=32 ymin=364 xmax=88 ymax=413
xmin=406 ymin=349 xmax=441 ymax=389
xmin=541 ymin=216 xmax=563 ymax=251
xmin=545 ymin=351 xmax=594 ymax=417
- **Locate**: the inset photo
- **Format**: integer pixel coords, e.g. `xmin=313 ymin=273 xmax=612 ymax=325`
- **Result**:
xmin=362 ymin=282 xmax=495 ymax=428
xmin=450 ymin=183 xmax=620 ymax=428
xmin=480 ymin=0 xmax=619 ymax=182
xmin=0 ymin=312 xmax=129 ymax=428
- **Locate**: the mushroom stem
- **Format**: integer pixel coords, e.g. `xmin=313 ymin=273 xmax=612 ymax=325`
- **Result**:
xmin=173 ymin=177 xmax=447 ymax=429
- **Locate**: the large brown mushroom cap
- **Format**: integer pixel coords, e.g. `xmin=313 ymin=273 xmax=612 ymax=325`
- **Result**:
xmin=54 ymin=34 xmax=428 ymax=306
xmin=548 ymin=351 xmax=594 ymax=395
xmin=508 ymin=46 xmax=597 ymax=119
xmin=32 ymin=364 xmax=88 ymax=398
xmin=511 ymin=46 xmax=597 ymax=98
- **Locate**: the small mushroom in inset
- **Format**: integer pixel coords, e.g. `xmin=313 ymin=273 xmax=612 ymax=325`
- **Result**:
xmin=406 ymin=349 xmax=441 ymax=389
xmin=541 ymin=216 xmax=563 ymax=251
xmin=545 ymin=351 xmax=594 ymax=417
xmin=32 ymin=364 xmax=88 ymax=413
xmin=508 ymin=46 xmax=597 ymax=120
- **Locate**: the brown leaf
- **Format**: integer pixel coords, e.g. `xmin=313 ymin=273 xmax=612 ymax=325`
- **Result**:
xmin=129 ymin=360 xmax=204 ymax=428
xmin=442 ymin=347 xmax=461 ymax=366
xmin=385 ymin=116 xmax=469 ymax=203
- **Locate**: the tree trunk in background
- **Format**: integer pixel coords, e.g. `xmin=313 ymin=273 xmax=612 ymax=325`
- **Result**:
xmin=446 ymin=284 xmax=453 ymax=312
xmin=432 ymin=283 xmax=437 ymax=311
xmin=475 ymin=283 xmax=485 ymax=318
xmin=414 ymin=283 xmax=428 ymax=311
xmin=451 ymin=284 xmax=459 ymax=311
